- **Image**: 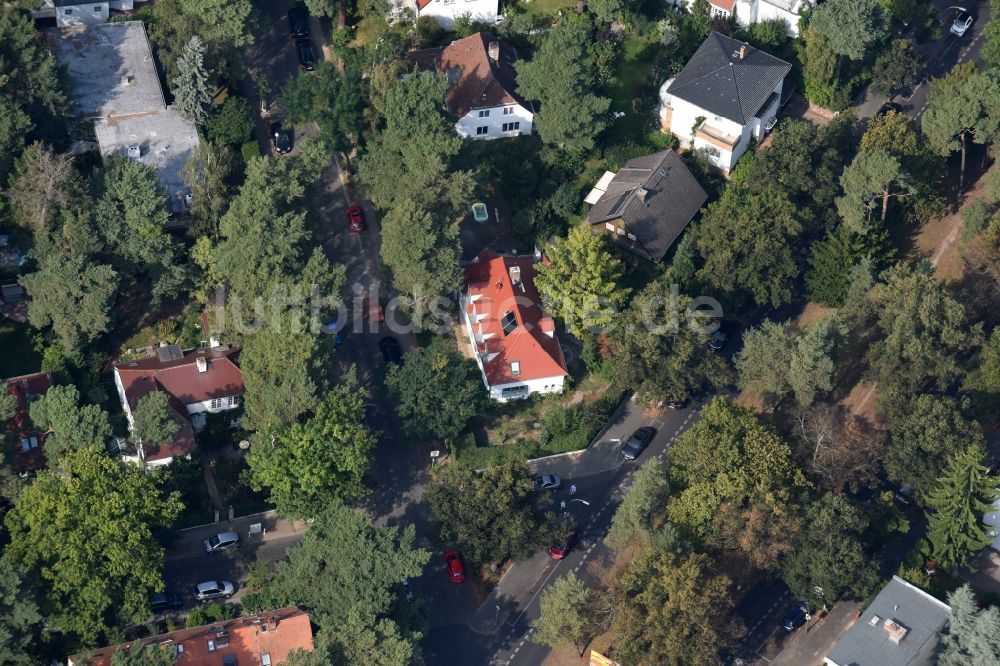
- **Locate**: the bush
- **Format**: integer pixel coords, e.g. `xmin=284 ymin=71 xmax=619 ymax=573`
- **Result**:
xmin=240 ymin=140 xmax=260 ymax=166
xmin=961 ymin=199 xmax=992 ymax=241
xmin=206 ymin=97 xmax=253 ymax=146
xmin=413 ymin=15 xmax=444 ymax=47
xmin=185 ymin=603 xmax=237 ymax=628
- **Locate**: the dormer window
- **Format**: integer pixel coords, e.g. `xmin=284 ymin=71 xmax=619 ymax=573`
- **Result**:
xmin=511 ymin=361 xmax=520 ymax=376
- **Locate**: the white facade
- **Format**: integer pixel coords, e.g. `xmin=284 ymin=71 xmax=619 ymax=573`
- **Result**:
xmin=659 ymin=77 xmax=782 ymax=173
xmin=56 ymin=2 xmax=110 ymax=27
xmin=672 ymin=0 xmax=811 ymax=37
xmin=458 ymin=295 xmax=565 ymax=402
xmin=455 ymin=103 xmax=533 ymax=141
xmin=406 ymin=0 xmax=499 ymax=28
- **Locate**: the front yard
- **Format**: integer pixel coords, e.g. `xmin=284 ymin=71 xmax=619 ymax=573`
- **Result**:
xmin=0 ymin=319 xmax=41 ymax=378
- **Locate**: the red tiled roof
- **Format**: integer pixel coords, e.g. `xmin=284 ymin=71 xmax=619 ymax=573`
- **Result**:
xmin=115 ymin=347 xmax=244 ymax=408
xmin=711 ymin=0 xmax=736 ymax=10
xmin=114 ymin=347 xmax=243 ymax=461
xmin=416 ymin=0 xmax=432 ymax=8
xmin=437 ymin=33 xmax=524 ymax=117
xmin=464 ymin=250 xmax=568 ymax=387
xmin=69 ymin=607 xmax=314 ymax=666
xmin=3 ymin=372 xmax=52 ymax=472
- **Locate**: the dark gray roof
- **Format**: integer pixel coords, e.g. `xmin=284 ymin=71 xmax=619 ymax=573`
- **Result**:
xmin=586 ymin=150 xmax=708 ymax=262
xmin=666 ymin=32 xmax=791 ymax=125
xmin=826 ymin=576 xmax=951 ymax=666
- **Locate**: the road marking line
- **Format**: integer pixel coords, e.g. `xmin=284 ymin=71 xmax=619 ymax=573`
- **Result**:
xmin=574 ymin=565 xmax=580 ymax=572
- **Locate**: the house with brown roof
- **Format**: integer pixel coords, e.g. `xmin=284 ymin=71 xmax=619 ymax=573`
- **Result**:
xmin=3 ymin=372 xmax=53 ymax=473
xmin=395 ymin=0 xmax=498 ymax=28
xmin=460 ymin=249 xmax=569 ymax=401
xmin=112 ymin=344 xmax=244 ymax=467
xmin=409 ymin=33 xmax=533 ymax=141
xmin=585 ymin=150 xmax=708 ymax=262
xmin=68 ymin=607 xmax=314 ymax=666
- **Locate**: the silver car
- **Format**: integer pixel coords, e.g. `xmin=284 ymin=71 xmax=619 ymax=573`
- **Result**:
xmin=951 ymin=11 xmax=974 ymax=37
xmin=194 ymin=580 xmax=235 ymax=602
xmin=203 ymin=531 xmax=240 ymax=553
xmin=535 ymin=474 xmax=561 ymax=491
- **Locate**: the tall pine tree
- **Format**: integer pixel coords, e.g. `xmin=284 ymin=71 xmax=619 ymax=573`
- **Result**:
xmin=940 ymin=584 xmax=1000 ymax=665
xmin=925 ymin=444 xmax=999 ymax=572
xmin=806 ymin=224 xmax=893 ymax=306
xmin=172 ymin=36 xmax=212 ymax=126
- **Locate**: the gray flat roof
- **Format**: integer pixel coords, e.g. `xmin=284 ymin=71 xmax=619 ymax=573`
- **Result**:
xmin=94 ymin=108 xmax=199 ymax=213
xmin=49 ymin=21 xmax=164 ymax=119
xmin=825 ymin=576 xmax=951 ymax=666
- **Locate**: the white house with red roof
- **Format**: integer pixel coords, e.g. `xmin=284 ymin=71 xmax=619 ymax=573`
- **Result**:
xmin=112 ymin=345 xmax=244 ymax=467
xmin=401 ymin=0 xmax=498 ymax=28
xmin=461 ymin=250 xmax=569 ymax=401
xmin=3 ymin=372 xmax=53 ymax=473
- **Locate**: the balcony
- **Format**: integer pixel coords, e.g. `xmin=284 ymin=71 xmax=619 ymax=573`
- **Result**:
xmin=695 ymin=123 xmax=740 ymax=149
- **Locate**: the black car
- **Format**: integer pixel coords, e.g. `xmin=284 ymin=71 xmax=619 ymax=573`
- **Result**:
xmin=379 ymin=336 xmax=403 ymax=365
xmin=295 ymin=39 xmax=316 ymax=71
xmin=150 ymin=591 xmax=183 ymax=613
xmin=877 ymin=102 xmax=903 ymax=116
xmin=271 ymin=121 xmax=292 ymax=154
xmin=620 ymin=427 xmax=656 ymax=461
xmin=782 ymin=600 xmax=811 ymax=631
xmin=288 ymin=6 xmax=310 ymax=39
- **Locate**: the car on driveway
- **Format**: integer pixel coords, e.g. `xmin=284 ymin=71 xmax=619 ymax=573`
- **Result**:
xmin=620 ymin=427 xmax=655 ymax=461
xmin=877 ymin=101 xmax=903 ymax=116
xmin=951 ymin=10 xmax=975 ymax=37
xmin=295 ymin=39 xmax=316 ymax=71
xmin=535 ymin=474 xmax=561 ymax=490
xmin=194 ymin=580 xmax=235 ymax=602
xmin=271 ymin=122 xmax=292 ymax=154
xmin=347 ymin=205 xmax=365 ymax=232
xmin=709 ymin=329 xmax=728 ymax=351
xmin=287 ymin=5 xmax=309 ymax=39
xmin=549 ymin=532 xmax=576 ymax=560
xmin=782 ymin=600 xmax=811 ymax=631
xmin=444 ymin=550 xmax=466 ymax=583
xmin=203 ymin=531 xmax=239 ymax=554
xmin=379 ymin=336 xmax=403 ymax=365
xmin=150 ymin=591 xmax=183 ymax=613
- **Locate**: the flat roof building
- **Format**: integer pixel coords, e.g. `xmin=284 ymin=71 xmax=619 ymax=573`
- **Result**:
xmin=824 ymin=576 xmax=951 ymax=666
xmin=49 ymin=21 xmax=199 ymax=213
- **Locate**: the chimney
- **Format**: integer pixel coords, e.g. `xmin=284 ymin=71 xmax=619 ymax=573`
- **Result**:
xmin=509 ymin=265 xmax=521 ymax=285
xmin=539 ymin=317 xmax=556 ymax=338
xmin=883 ymin=619 xmax=908 ymax=644
xmin=196 ymin=357 xmax=208 ymax=373
xmin=488 ymin=41 xmax=500 ymax=62
xmin=635 ymin=187 xmax=648 ymax=202
xmin=738 ymin=44 xmax=747 ymax=60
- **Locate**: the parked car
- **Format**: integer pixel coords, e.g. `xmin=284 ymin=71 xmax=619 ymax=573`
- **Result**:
xmin=347 ymin=205 xmax=365 ymax=232
xmin=194 ymin=580 xmax=235 ymax=602
xmin=534 ymin=474 xmax=561 ymax=491
xmin=203 ymin=531 xmax=240 ymax=554
xmin=951 ymin=10 xmax=974 ymax=37
xmin=709 ymin=329 xmax=728 ymax=351
xmin=666 ymin=397 xmax=689 ymax=410
xmin=270 ymin=122 xmax=292 ymax=154
xmin=150 ymin=591 xmax=183 ymax=613
xmin=379 ymin=336 xmax=403 ymax=365
xmin=295 ymin=39 xmax=316 ymax=71
xmin=783 ymin=600 xmax=811 ymax=631
xmin=401 ymin=576 xmax=413 ymax=602
xmin=877 ymin=101 xmax=903 ymax=116
xmin=620 ymin=427 xmax=655 ymax=461
xmin=444 ymin=550 xmax=466 ymax=583
xmin=549 ymin=532 xmax=576 ymax=560
xmin=364 ymin=296 xmax=384 ymax=323
xmin=287 ymin=5 xmax=309 ymax=39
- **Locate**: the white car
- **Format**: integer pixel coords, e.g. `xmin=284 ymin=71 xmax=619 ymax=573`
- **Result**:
xmin=951 ymin=11 xmax=974 ymax=37
xmin=194 ymin=580 xmax=235 ymax=602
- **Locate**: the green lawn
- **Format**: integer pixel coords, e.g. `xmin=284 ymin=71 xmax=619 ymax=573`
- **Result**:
xmin=0 ymin=319 xmax=41 ymax=378
xmin=604 ymin=36 xmax=662 ymax=145
xmin=520 ymin=0 xmax=577 ymax=21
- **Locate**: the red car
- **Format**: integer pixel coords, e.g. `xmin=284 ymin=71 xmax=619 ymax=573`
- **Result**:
xmin=548 ymin=532 xmax=576 ymax=560
xmin=363 ymin=296 xmax=384 ymax=323
xmin=444 ymin=550 xmax=466 ymax=583
xmin=347 ymin=205 xmax=365 ymax=232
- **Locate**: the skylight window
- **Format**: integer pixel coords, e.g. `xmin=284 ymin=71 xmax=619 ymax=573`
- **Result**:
xmin=501 ymin=311 xmax=517 ymax=336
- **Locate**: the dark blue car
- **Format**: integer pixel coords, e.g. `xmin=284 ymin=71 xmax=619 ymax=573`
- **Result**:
xmin=783 ymin=601 xmax=810 ymax=631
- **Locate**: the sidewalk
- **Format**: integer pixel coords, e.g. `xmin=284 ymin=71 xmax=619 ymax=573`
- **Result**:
xmin=166 ymin=510 xmax=308 ymax=560
xmin=764 ymin=600 xmax=864 ymax=666
xmin=468 ymin=550 xmax=558 ymax=635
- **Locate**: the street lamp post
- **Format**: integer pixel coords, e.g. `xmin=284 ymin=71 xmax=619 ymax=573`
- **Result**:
xmin=495 ymin=604 xmax=501 ymax=627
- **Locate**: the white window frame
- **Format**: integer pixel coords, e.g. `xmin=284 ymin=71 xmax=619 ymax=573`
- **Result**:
xmin=503 ymin=106 xmax=514 ymax=115
xmin=478 ymin=109 xmax=490 ymax=118
xmin=476 ymin=126 xmax=488 ymax=136
xmin=210 ymin=398 xmax=223 ymax=409
xmin=228 ymin=395 xmax=240 ymax=407
xmin=510 ymin=361 xmax=520 ymax=376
